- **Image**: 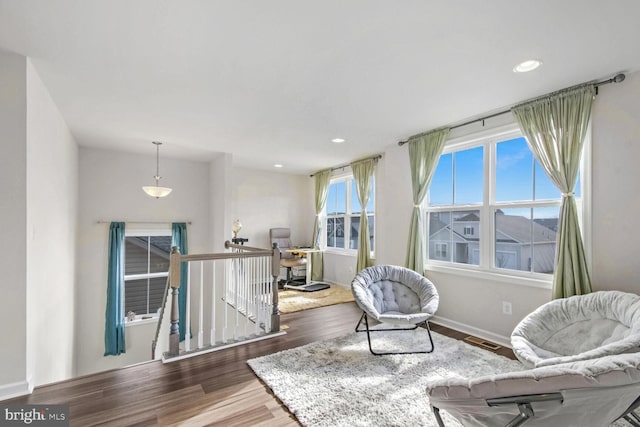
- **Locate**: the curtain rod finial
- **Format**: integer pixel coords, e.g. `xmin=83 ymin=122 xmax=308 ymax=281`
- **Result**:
xmin=614 ymin=73 xmax=626 ymax=83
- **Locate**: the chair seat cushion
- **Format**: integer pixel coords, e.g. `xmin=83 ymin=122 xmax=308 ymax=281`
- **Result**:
xmin=511 ymin=291 xmax=640 ymax=368
xmin=377 ymin=311 xmax=431 ymax=325
xmin=351 ymin=265 xmax=438 ymax=324
xmin=280 ymin=257 xmax=307 ymax=268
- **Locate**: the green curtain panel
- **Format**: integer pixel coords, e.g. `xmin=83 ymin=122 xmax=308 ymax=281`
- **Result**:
xmin=512 ymin=84 xmax=595 ymax=299
xmin=351 ymin=157 xmax=377 ymax=273
xmin=104 ymin=222 xmax=126 ymax=356
xmin=311 ymin=169 xmax=331 ymax=281
xmin=405 ymin=128 xmax=450 ymax=273
xmin=172 ymin=222 xmax=189 ymax=341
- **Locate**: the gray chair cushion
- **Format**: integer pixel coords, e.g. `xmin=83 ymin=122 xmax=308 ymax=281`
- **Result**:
xmin=351 ymin=265 xmax=438 ymax=325
xmin=511 ymin=290 xmax=640 ymax=368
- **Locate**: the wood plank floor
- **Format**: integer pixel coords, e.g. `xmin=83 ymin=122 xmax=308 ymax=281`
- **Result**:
xmin=9 ymin=302 xmax=515 ymax=426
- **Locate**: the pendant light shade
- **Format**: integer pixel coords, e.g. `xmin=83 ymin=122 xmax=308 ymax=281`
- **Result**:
xmin=142 ymin=141 xmax=173 ymax=198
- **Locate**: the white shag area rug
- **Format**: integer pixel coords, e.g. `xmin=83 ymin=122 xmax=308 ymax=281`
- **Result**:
xmin=248 ymin=328 xmax=524 ymax=427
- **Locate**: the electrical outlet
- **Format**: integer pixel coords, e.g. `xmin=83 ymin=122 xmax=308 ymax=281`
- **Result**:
xmin=502 ymin=301 xmax=512 ymax=315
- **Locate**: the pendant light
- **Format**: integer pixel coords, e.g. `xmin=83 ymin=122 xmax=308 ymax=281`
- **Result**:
xmin=142 ymin=141 xmax=173 ymax=198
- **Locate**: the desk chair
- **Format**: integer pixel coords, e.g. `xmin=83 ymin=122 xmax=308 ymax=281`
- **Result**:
xmin=269 ymin=228 xmax=307 ymax=289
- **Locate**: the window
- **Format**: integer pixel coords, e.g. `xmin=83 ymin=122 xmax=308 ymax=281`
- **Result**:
xmin=426 ymin=126 xmax=585 ymax=278
xmin=325 ymin=175 xmax=375 ymax=252
xmin=124 ymin=232 xmax=171 ymax=321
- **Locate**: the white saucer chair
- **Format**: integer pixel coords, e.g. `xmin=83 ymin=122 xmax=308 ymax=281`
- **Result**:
xmin=511 ymin=291 xmax=640 ymax=368
xmin=351 ymin=265 xmax=439 ymax=355
xmin=426 ymin=352 xmax=640 ymax=427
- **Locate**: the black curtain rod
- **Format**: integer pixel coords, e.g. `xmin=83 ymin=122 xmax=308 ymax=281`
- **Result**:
xmin=310 ymin=154 xmax=382 ymax=177
xmin=397 ymin=73 xmax=626 ymax=146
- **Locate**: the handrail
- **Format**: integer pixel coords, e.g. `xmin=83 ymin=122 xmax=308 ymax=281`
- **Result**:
xmin=179 ymin=251 xmax=272 ymax=262
xmin=224 ymin=240 xmax=269 ymax=252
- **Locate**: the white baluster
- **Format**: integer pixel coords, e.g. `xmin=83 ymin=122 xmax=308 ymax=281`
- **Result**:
xmin=185 ymin=263 xmax=191 ymax=352
xmin=198 ymin=261 xmax=204 ymax=349
xmin=210 ymin=261 xmax=216 ymax=346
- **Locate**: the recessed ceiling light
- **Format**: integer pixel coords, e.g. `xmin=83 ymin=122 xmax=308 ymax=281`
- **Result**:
xmin=331 ymin=138 xmax=345 ymax=143
xmin=513 ymin=59 xmax=543 ymax=73
xmin=273 ymin=164 xmax=284 ymax=168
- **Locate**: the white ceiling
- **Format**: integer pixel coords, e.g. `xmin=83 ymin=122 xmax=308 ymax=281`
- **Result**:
xmin=1 ymin=0 xmax=639 ymax=174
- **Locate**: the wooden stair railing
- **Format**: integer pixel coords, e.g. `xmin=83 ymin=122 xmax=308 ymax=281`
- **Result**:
xmin=158 ymin=240 xmax=282 ymax=361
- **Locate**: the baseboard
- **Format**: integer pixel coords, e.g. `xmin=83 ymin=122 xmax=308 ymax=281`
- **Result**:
xmin=431 ymin=315 xmax=511 ymax=349
xmin=0 ymin=378 xmax=33 ymax=402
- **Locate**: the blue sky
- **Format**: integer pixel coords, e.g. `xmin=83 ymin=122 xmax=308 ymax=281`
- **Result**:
xmin=429 ymin=137 xmax=580 ymax=218
xmin=326 ymin=179 xmax=374 ymax=215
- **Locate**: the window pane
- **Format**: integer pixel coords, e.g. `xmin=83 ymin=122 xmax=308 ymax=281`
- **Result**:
xmin=532 ymin=207 xmax=559 ymax=274
xmin=428 ymin=210 xmax=480 ymax=265
xmin=335 ymin=217 xmax=344 ymax=248
xmin=148 ymin=276 xmax=167 ymax=314
xmin=326 ymin=218 xmax=336 ymax=247
xmin=495 ymin=207 xmax=558 ymax=273
xmin=149 ymin=236 xmax=171 ymax=273
xmin=125 ymin=237 xmax=149 ymax=275
xmin=429 ymin=153 xmax=453 ymax=205
xmin=496 ymin=137 xmax=533 ymax=202
xmin=454 ymin=146 xmax=483 ymax=204
xmin=327 ymin=181 xmax=346 ymax=215
xmin=326 ymin=216 xmax=345 ymax=248
xmin=124 ymin=277 xmax=166 ymax=316
xmin=124 ymin=278 xmax=149 ymax=315
xmin=350 ymin=216 xmax=359 ymax=249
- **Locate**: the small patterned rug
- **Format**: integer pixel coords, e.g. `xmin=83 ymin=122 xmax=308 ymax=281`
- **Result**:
xmin=278 ymin=284 xmax=355 ymax=314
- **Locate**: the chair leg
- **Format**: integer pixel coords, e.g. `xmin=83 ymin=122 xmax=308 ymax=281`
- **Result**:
xmin=431 ymin=405 xmax=446 ymax=427
xmin=354 ymin=312 xmax=435 ymax=355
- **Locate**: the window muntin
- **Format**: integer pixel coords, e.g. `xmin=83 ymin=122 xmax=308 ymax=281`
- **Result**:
xmin=426 ymin=128 xmax=583 ymax=277
xmin=124 ymin=234 xmax=171 ymax=320
xmin=325 ymin=175 xmax=375 ymax=252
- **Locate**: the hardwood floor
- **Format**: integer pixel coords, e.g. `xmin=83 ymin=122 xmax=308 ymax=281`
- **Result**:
xmin=9 ymin=302 xmax=515 ymax=426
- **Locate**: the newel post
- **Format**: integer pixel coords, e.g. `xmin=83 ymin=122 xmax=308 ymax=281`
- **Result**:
xmin=271 ymin=242 xmax=281 ymax=332
xmin=168 ymin=245 xmax=182 ymax=357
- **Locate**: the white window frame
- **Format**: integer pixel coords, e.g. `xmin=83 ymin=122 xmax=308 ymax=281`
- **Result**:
xmin=124 ymin=227 xmax=171 ymax=324
xmin=323 ymin=172 xmax=375 ymax=256
xmin=424 ymin=123 xmax=591 ymax=289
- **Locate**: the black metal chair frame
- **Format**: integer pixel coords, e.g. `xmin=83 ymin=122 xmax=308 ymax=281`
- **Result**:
xmin=355 ymin=311 xmax=435 ymax=356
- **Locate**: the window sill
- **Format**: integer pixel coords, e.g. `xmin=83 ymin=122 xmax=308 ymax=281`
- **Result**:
xmin=424 ymin=262 xmax=552 ymax=290
xmin=125 ymin=316 xmax=159 ymax=327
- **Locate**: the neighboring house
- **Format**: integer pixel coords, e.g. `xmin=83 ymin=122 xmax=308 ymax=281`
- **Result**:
xmin=429 ymin=211 xmax=557 ymax=273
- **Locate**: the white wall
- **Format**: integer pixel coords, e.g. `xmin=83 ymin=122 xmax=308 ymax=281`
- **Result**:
xmin=231 ymin=167 xmax=314 ymax=250
xmin=75 ymin=147 xmax=211 ymax=376
xmin=0 ymin=51 xmax=29 ymax=394
xmin=591 ymin=70 xmax=640 ymax=291
xmin=25 ymin=59 xmax=78 ymax=387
